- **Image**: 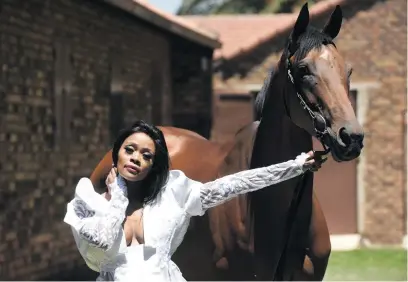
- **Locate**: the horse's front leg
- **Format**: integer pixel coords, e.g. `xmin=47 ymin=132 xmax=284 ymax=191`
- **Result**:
xmin=294 ymin=191 xmax=331 ymax=281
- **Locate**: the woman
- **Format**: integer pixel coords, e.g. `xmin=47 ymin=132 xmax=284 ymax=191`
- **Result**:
xmin=64 ymin=120 xmax=326 ymax=281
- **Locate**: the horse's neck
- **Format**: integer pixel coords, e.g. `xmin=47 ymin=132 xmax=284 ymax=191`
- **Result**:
xmin=250 ymin=70 xmax=311 ymax=168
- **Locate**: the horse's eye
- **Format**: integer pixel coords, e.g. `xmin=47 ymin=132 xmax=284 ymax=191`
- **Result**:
xmin=297 ymin=65 xmax=310 ymax=77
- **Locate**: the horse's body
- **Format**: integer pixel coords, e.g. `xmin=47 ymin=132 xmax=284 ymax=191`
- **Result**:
xmin=90 ymin=4 xmax=363 ymax=280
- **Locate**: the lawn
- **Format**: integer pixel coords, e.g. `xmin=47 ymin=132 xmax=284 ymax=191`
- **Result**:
xmin=324 ymin=249 xmax=407 ymax=281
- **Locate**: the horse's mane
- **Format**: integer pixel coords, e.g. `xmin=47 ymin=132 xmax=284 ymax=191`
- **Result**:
xmin=254 ymin=26 xmax=335 ymax=121
xmin=254 ymin=66 xmax=274 ymax=121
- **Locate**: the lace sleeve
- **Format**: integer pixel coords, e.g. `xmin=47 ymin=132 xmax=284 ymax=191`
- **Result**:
xmin=199 ymin=153 xmax=309 ymax=211
xmin=75 ymin=176 xmax=129 ymax=251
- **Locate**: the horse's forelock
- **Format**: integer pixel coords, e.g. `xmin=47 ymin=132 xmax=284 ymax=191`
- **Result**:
xmin=291 ymin=26 xmax=335 ymax=63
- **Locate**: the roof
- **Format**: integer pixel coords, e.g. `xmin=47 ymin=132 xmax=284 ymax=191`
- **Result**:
xmin=100 ymin=0 xmax=221 ymax=49
xmin=183 ymin=0 xmax=347 ymax=59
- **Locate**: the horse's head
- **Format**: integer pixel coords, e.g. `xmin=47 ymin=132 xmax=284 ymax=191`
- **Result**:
xmin=282 ymin=3 xmax=363 ymax=162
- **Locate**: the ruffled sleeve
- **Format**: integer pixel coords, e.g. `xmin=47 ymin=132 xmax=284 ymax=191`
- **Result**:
xmin=63 ymin=177 xmax=129 ymax=272
xmin=167 ymin=170 xmax=205 ymax=216
xmin=176 ymin=153 xmax=310 ymax=216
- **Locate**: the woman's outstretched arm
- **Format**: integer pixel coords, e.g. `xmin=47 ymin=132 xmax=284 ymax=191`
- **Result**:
xmin=199 ymin=151 xmax=319 ymax=211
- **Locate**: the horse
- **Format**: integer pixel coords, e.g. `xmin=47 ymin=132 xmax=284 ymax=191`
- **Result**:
xmin=89 ymin=3 xmax=363 ymax=280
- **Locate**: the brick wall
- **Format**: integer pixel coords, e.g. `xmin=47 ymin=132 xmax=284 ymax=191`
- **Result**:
xmin=0 ymin=0 xmax=213 ymax=279
xmin=171 ymin=37 xmax=214 ymax=138
xmin=215 ymin=0 xmax=406 ymax=244
xmin=334 ymin=0 xmax=407 ymax=244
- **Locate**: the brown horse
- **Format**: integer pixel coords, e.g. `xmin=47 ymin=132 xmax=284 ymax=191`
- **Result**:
xmin=90 ymin=4 xmax=363 ymax=281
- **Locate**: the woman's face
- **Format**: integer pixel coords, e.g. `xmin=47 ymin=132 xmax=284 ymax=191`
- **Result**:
xmin=116 ymin=132 xmax=156 ymax=182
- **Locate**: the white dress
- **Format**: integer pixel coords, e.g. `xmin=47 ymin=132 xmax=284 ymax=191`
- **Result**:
xmin=63 ymin=154 xmax=310 ymax=281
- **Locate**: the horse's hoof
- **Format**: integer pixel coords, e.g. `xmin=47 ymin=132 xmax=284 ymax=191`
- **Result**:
xmin=215 ymin=257 xmax=229 ymax=270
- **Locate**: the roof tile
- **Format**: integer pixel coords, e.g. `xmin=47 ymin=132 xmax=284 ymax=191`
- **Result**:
xmin=183 ymin=0 xmax=347 ymax=59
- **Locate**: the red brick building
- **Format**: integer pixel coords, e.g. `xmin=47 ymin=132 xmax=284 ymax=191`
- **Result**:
xmin=0 ymin=0 xmax=220 ymax=279
xmin=185 ymin=0 xmax=407 ymax=247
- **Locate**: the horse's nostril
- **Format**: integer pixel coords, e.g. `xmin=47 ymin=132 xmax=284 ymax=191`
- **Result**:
xmin=339 ymin=127 xmax=352 ymax=146
xmin=339 ymin=126 xmax=364 ymax=148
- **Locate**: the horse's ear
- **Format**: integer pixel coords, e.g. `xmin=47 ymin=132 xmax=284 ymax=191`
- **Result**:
xmin=322 ymin=5 xmax=343 ymax=39
xmin=288 ymin=2 xmax=309 ymax=55
xmin=292 ymin=3 xmax=309 ymax=41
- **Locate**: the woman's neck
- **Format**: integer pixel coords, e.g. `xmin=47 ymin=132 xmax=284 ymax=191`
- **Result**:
xmin=126 ymin=180 xmax=144 ymax=206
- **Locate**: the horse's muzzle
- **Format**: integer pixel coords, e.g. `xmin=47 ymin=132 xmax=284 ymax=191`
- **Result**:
xmin=325 ymin=128 xmax=364 ymax=162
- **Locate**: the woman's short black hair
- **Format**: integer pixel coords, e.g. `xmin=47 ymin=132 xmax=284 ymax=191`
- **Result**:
xmin=112 ymin=120 xmax=170 ymax=205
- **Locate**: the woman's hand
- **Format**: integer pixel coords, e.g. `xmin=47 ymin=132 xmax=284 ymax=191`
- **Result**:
xmin=303 ymin=151 xmax=328 ymax=172
xmin=105 ymin=166 xmax=127 ymax=196
xmin=106 ymin=167 xmax=118 ymax=186
xmin=105 ymin=167 xmax=117 ymax=197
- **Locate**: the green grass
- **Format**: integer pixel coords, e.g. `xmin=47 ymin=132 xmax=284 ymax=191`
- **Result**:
xmin=324 ymin=249 xmax=407 ymax=281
